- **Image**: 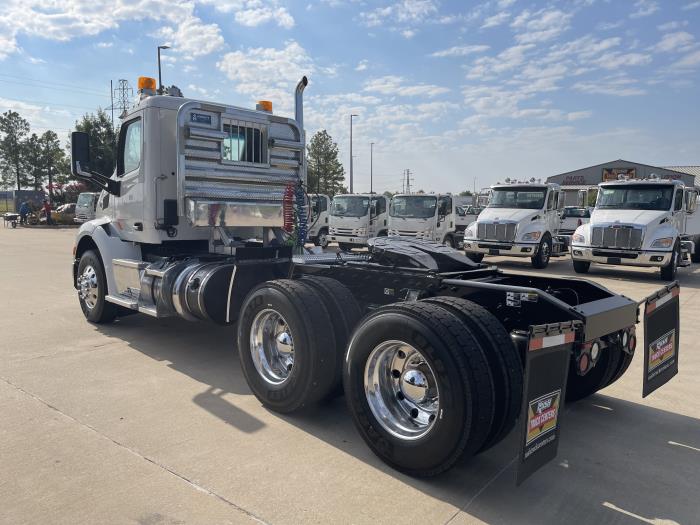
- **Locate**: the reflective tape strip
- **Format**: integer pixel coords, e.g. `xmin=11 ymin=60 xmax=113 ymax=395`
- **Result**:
xmin=529 ymin=331 xmax=575 ymax=351
xmin=647 ymin=287 xmax=680 ymax=313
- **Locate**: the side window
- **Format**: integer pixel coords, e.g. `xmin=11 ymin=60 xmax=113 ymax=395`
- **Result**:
xmin=375 ymin=197 xmax=386 ymax=215
xmin=547 ymin=191 xmax=557 ymax=210
xmin=319 ymin=197 xmax=328 ymax=213
xmin=674 ymin=190 xmax=684 ymax=211
xmin=222 ymin=120 xmax=266 ymax=164
xmin=438 ymin=196 xmax=452 ymax=215
xmin=117 ymin=118 xmax=142 ymax=176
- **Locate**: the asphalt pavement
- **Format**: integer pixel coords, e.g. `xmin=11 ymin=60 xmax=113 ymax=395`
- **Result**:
xmin=1 ymin=227 xmax=699 ymax=524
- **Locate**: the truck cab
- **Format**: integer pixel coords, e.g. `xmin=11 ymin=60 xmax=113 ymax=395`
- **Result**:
xmin=387 ymin=193 xmax=472 ymax=248
xmin=307 ymin=194 xmax=331 ymax=247
xmin=463 ymin=181 xmax=566 ymax=268
xmin=328 ymin=194 xmax=388 ymax=249
xmin=74 ymin=192 xmax=99 ymax=223
xmin=571 ymin=178 xmax=700 ymax=280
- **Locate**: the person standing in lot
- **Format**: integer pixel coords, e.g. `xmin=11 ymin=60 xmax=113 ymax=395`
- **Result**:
xmin=43 ymin=199 xmax=52 ymax=226
xmin=19 ymin=201 xmax=30 ymax=225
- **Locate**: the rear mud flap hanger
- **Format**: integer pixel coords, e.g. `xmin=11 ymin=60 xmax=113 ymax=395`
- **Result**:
xmin=516 ymin=282 xmax=681 ymax=484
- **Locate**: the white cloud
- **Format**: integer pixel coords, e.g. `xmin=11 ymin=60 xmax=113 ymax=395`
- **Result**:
xmin=597 ymin=21 xmax=623 ymax=31
xmin=498 ymin=0 xmax=516 ymax=8
xmin=481 ymin=12 xmax=510 ymax=29
xmin=401 ymin=29 xmax=416 ymax=39
xmin=355 ymin=59 xmax=368 ymax=71
xmin=657 ymin=21 xmax=688 ymax=31
xmin=430 ymin=45 xmax=490 ymax=58
xmin=363 ymin=75 xmax=449 ymax=97
xmin=199 ymin=0 xmax=295 ymax=28
xmin=96 ymin=42 xmax=113 ymax=48
xmin=630 ymin=0 xmax=659 ymax=18
xmin=682 ymin=1 xmax=700 ymax=9
xmin=573 ymin=76 xmax=646 ymax=96
xmin=217 ymin=41 xmax=314 ymax=113
xmin=652 ymin=32 xmax=696 ymax=53
xmin=511 ymin=8 xmax=573 ymax=44
xmin=670 ymin=49 xmax=700 ymax=70
xmin=157 ymin=16 xmax=224 ymax=60
xmin=361 ymin=0 xmax=439 ymax=27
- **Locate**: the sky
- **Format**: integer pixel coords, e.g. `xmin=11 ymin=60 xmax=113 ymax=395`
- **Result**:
xmin=0 ymin=0 xmax=699 ymax=194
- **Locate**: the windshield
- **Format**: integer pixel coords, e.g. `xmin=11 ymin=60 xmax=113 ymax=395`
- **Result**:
xmin=331 ymin=196 xmax=370 ymax=217
xmin=597 ymin=185 xmax=674 ymax=211
xmin=76 ymin=193 xmax=94 ymax=207
xmin=390 ymin=196 xmax=437 ymax=218
xmin=488 ymin=187 xmax=547 ymax=209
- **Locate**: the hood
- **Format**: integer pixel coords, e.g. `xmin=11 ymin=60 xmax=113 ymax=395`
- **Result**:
xmin=591 ymin=209 xmax=668 ymax=226
xmin=477 ymin=208 xmax=539 ymax=223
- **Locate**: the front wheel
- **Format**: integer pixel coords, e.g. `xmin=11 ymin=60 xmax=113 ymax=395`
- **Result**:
xmin=531 ymin=235 xmax=552 ymax=269
xmin=77 ymin=249 xmax=117 ymax=323
xmin=660 ymin=243 xmax=680 ymax=281
xmin=443 ymin=235 xmax=455 ymax=248
xmin=316 ymin=229 xmax=329 ymax=248
xmin=338 ymin=242 xmax=355 ymax=251
xmin=573 ymin=260 xmax=590 ymax=273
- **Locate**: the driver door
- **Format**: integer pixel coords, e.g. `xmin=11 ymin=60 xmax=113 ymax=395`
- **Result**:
xmin=114 ymin=115 xmax=144 ymax=238
xmin=672 ymin=189 xmax=685 ymax=233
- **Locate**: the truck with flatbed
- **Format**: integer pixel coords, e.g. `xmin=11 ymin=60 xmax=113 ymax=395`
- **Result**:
xmin=388 ymin=193 xmax=474 ymax=248
xmin=571 ymin=178 xmax=700 ymax=280
xmin=328 ymin=193 xmax=388 ymax=249
xmin=69 ymin=74 xmax=681 ymax=481
xmin=463 ymin=181 xmax=570 ymax=268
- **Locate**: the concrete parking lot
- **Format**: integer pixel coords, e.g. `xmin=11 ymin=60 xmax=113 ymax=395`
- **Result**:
xmin=1 ymin=226 xmax=699 ymax=525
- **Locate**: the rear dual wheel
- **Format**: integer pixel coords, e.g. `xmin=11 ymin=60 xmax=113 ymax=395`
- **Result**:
xmin=344 ymin=299 xmax=522 ymax=476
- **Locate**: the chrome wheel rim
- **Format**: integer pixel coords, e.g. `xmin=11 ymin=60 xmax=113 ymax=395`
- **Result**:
xmin=542 ymin=241 xmax=550 ymax=261
xmin=364 ymin=340 xmax=440 ymax=440
xmin=78 ymin=265 xmax=99 ymax=309
xmin=319 ymin=233 xmax=328 ymax=248
xmin=250 ymin=309 xmax=295 ymax=385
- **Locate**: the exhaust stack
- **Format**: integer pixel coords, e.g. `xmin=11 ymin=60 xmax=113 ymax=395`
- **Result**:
xmin=295 ymin=76 xmax=308 ymax=130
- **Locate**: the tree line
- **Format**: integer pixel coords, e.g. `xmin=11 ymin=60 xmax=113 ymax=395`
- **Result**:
xmin=0 ymin=109 xmax=116 ymax=203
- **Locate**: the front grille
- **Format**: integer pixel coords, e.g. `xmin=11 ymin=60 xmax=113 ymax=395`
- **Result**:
xmin=477 ymin=222 xmax=516 ymax=242
xmin=336 ymin=228 xmax=354 ymax=236
xmin=397 ymin=230 xmax=419 ymax=236
xmin=591 ymin=226 xmax=642 ymax=250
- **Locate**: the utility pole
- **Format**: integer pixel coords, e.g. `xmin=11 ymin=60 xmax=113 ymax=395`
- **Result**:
xmin=110 ymin=80 xmax=114 ymax=128
xmin=112 ymin=79 xmax=133 ymax=119
xmin=157 ymin=45 xmax=170 ymax=94
xmin=405 ymin=169 xmax=412 ymax=194
xmin=45 ymin=136 xmax=52 ymax=199
xmin=370 ymin=142 xmax=374 ymax=195
xmin=349 ymin=114 xmax=358 ymax=193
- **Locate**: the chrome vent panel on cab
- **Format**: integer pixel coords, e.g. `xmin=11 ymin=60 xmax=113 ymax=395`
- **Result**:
xmin=591 ymin=226 xmax=643 ymax=250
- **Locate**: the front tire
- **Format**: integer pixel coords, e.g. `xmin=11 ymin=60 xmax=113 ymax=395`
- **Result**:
xmin=77 ymin=249 xmax=118 ymax=324
xmin=316 ymin=229 xmax=329 ymax=248
xmin=237 ymin=280 xmax=337 ymax=413
xmin=338 ymin=242 xmax=355 ymax=251
xmin=344 ymin=301 xmax=495 ymax=476
xmin=443 ymin=235 xmax=455 ymax=249
xmin=531 ymin=235 xmax=552 ymax=269
xmin=573 ymin=260 xmax=590 ymax=273
xmin=660 ymin=242 xmax=680 ymax=281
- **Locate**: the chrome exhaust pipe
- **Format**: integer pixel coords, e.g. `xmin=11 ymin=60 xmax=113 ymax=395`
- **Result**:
xmin=295 ymin=76 xmax=308 ymax=130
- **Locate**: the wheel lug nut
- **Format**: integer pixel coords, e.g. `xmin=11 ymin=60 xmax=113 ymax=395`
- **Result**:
xmin=429 ymin=414 xmax=435 ymax=422
xmin=391 ymin=369 xmax=401 ymax=378
xmin=396 ymin=391 xmax=405 ymax=400
xmin=397 ymin=350 xmax=406 ymax=359
xmin=410 ymin=408 xmax=419 ymax=418
xmin=287 ymin=364 xmax=293 ymax=372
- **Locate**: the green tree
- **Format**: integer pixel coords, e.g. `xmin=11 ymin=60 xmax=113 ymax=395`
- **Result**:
xmin=383 ymin=190 xmax=395 ymax=198
xmin=306 ymin=130 xmax=346 ymax=196
xmin=459 ymin=190 xmax=473 ymax=196
xmin=73 ymin=109 xmax=117 ymax=177
xmin=25 ymin=130 xmax=69 ymax=195
xmin=0 ymin=110 xmax=31 ymax=190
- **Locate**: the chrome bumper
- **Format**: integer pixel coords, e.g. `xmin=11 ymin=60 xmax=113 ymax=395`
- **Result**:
xmin=570 ymin=246 xmax=672 ymax=267
xmin=330 ymin=234 xmax=369 ymax=246
xmin=463 ymin=240 xmax=539 ymax=258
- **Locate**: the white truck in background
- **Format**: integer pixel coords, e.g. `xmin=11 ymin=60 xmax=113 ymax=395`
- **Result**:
xmin=571 ymin=178 xmax=700 ymax=280
xmin=387 ymin=194 xmax=475 ymax=248
xmin=74 ymin=192 xmax=99 ymax=223
xmin=307 ymin=194 xmax=330 ymax=247
xmin=328 ymin=193 xmax=388 ymax=250
xmin=463 ymin=181 xmax=568 ymax=268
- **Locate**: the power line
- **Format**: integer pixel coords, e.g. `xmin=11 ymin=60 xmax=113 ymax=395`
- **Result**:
xmin=0 ymin=74 xmax=110 ymax=97
xmin=0 ymin=97 xmax=107 ymax=111
xmin=110 ymin=79 xmax=133 ymax=119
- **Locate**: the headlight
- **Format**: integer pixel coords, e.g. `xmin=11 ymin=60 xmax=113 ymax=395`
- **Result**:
xmin=521 ymin=231 xmax=542 ymax=241
xmin=651 ymin=237 xmax=674 ymax=249
xmin=572 ymin=233 xmax=585 ymax=243
xmin=465 ymin=228 xmax=476 ymax=239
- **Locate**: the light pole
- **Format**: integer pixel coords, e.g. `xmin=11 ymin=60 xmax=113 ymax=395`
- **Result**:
xmin=157 ymin=45 xmax=170 ymax=94
xmin=349 ymin=114 xmax=358 ymax=193
xmin=370 ymin=142 xmax=374 ymax=195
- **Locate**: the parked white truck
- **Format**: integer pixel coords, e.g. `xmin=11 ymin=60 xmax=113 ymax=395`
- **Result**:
xmin=328 ymin=193 xmax=388 ymax=250
xmin=463 ymin=181 xmax=568 ymax=268
xmin=68 ymin=73 xmax=681 ymax=481
xmin=307 ymin=194 xmax=330 ymax=247
xmin=571 ymin=178 xmax=700 ymax=280
xmin=74 ymin=191 xmax=99 ymax=223
xmin=388 ymin=193 xmax=474 ymax=248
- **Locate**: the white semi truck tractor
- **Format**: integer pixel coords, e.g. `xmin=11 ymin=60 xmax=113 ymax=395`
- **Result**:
xmin=307 ymin=193 xmax=331 ymax=247
xmin=463 ymin=181 xmax=568 ymax=268
xmin=571 ymin=177 xmax=700 ymax=280
xmin=388 ymin=194 xmax=473 ymax=248
xmin=328 ymin=193 xmax=388 ymax=250
xmin=69 ymin=74 xmax=681 ymax=480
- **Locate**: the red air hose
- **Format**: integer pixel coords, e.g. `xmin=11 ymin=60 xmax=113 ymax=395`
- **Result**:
xmin=283 ymin=183 xmax=295 ymax=232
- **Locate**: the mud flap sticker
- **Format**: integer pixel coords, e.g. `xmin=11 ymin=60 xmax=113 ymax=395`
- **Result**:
xmin=642 ymin=283 xmax=680 ymax=398
xmin=516 ymin=322 xmax=578 ymax=485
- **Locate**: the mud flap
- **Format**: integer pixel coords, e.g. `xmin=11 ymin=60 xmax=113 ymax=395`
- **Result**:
xmin=642 ymin=282 xmax=680 ymax=398
xmin=516 ymin=321 xmax=580 ymax=485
